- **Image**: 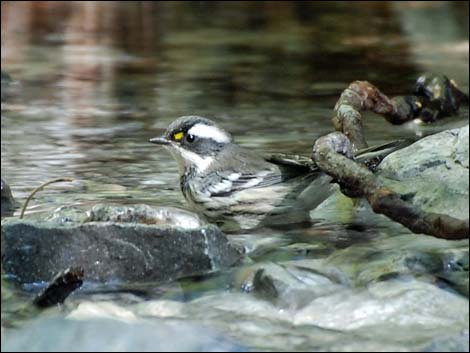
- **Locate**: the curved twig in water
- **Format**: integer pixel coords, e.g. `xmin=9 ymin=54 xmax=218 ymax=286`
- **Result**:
xmin=19 ymin=178 xmax=74 ymax=219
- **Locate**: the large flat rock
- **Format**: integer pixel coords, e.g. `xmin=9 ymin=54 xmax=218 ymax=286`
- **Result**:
xmin=1 ymin=219 xmax=241 ymax=284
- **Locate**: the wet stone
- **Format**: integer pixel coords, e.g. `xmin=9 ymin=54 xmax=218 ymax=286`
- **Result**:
xmin=1 ymin=317 xmax=245 ymax=352
xmin=312 ymin=125 xmax=470 ymax=224
xmin=87 ymin=204 xmax=205 ymax=229
xmin=1 ymin=178 xmax=17 ymax=217
xmin=1 ymin=70 xmax=14 ymax=102
xmin=424 ymin=331 xmax=470 ymax=352
xmin=45 ymin=204 xmax=206 ymax=229
xmin=1 ymin=205 xmax=242 ymax=284
xmin=377 ymin=125 xmax=469 ymax=220
xmin=241 ymin=262 xmax=341 ymax=310
xmin=45 ymin=205 xmax=90 ymax=224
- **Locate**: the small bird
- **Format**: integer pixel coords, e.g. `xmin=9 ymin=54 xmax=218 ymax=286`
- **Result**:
xmin=150 ymin=116 xmax=403 ymax=230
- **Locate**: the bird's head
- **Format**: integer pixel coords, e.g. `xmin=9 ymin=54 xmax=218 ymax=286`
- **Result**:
xmin=150 ymin=116 xmax=233 ymax=173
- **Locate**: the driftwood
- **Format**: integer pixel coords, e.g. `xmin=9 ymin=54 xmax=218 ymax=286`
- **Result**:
xmin=313 ymin=73 xmax=469 ymax=239
xmin=333 ymin=73 xmax=469 ymax=149
xmin=33 ymin=267 xmax=84 ymax=308
xmin=312 ymin=132 xmax=469 ymax=240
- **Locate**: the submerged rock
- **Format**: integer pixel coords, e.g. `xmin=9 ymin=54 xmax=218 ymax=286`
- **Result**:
xmin=1 ymin=317 xmax=244 ymax=352
xmin=293 ymin=279 xmax=469 ymax=331
xmin=134 ymin=278 xmax=468 ymax=351
xmin=1 ymin=178 xmax=17 ymax=217
xmin=1 ymin=205 xmax=241 ymax=284
xmin=425 ymin=330 xmax=470 ymax=352
xmin=240 ymin=262 xmax=341 ymax=310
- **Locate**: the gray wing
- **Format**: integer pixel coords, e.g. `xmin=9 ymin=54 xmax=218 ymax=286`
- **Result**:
xmin=201 ymin=167 xmax=285 ymax=197
xmin=201 ymin=145 xmax=311 ymax=197
xmin=265 ymin=153 xmax=318 ymax=172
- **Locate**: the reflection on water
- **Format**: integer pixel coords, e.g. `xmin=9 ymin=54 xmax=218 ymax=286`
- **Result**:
xmin=1 ymin=1 xmax=469 ymax=351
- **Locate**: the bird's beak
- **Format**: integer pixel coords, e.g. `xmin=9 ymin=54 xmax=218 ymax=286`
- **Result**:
xmin=149 ymin=136 xmax=171 ymax=145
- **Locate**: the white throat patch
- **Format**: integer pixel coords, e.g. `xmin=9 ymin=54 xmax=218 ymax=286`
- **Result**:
xmin=187 ymin=124 xmax=231 ymax=144
xmin=168 ymin=146 xmax=214 ymax=173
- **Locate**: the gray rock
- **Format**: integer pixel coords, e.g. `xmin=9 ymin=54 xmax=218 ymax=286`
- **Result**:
xmin=377 ymin=125 xmax=469 ymax=220
xmin=424 ymin=330 xmax=470 ymax=352
xmin=312 ymin=126 xmax=469 ymax=223
xmin=293 ymin=279 xmax=469 ymax=331
xmin=1 ymin=178 xmax=17 ymax=217
xmin=87 ymin=204 xmax=205 ymax=229
xmin=1 ymin=218 xmax=241 ymax=284
xmin=45 ymin=205 xmax=90 ymax=224
xmin=1 ymin=70 xmax=13 ymax=102
xmin=45 ymin=204 xmax=206 ymax=229
xmin=1 ymin=317 xmax=245 ymax=352
xmin=177 ymin=278 xmax=468 ymax=351
xmin=240 ymin=262 xmax=342 ymax=310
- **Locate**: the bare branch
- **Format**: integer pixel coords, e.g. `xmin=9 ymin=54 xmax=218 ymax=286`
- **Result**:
xmin=312 ymin=132 xmax=469 ymax=240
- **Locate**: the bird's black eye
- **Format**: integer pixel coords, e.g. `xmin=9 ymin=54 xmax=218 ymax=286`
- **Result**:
xmin=186 ymin=134 xmax=195 ymax=143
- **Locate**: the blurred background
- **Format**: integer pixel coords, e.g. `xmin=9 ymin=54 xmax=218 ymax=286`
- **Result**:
xmin=2 ymin=1 xmax=469 ymax=213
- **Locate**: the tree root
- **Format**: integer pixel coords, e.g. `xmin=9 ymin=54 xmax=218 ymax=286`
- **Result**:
xmin=312 ymin=132 xmax=469 ymax=240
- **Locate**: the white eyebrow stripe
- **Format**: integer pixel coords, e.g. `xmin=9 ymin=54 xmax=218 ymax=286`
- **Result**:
xmin=188 ymin=124 xmax=231 ymax=143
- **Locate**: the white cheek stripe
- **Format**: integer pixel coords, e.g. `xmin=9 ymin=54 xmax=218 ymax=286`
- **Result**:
xmin=188 ymin=124 xmax=231 ymax=143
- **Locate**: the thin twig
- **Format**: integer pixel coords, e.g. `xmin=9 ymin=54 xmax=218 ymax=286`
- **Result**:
xmin=19 ymin=178 xmax=74 ymax=219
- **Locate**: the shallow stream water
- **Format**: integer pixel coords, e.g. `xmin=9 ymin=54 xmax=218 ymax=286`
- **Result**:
xmin=1 ymin=2 xmax=469 ymax=351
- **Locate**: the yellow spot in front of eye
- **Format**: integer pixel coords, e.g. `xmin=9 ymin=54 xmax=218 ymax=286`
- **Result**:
xmin=173 ymin=132 xmax=184 ymax=141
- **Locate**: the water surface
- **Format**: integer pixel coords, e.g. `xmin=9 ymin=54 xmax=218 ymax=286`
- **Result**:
xmin=1 ymin=2 xmax=469 ymax=351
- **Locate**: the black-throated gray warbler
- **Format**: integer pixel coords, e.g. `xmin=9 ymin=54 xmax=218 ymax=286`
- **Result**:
xmin=150 ymin=116 xmax=404 ymax=230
